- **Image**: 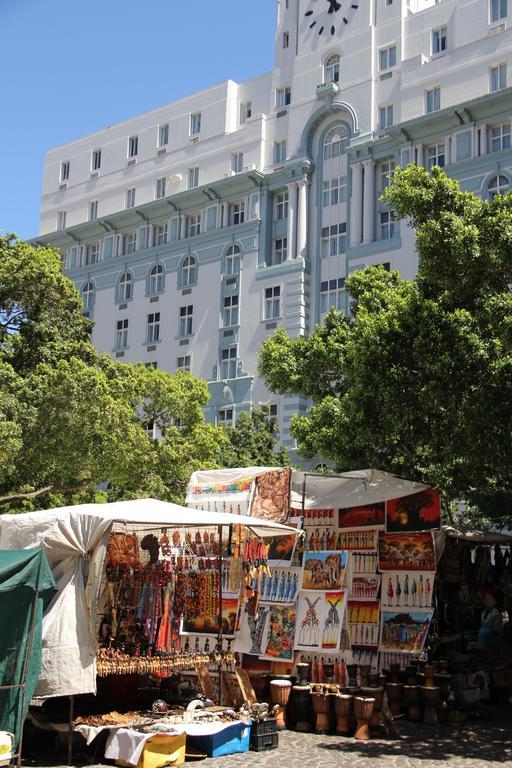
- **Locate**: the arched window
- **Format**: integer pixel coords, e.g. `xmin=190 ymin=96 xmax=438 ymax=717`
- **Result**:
xmin=82 ymin=281 xmax=95 ymax=311
xmin=181 ymin=255 xmax=197 ymax=287
xmin=225 ymin=245 xmax=241 ymax=276
xmin=325 ymin=54 xmax=340 ymax=84
xmin=487 ymin=174 xmax=510 ymax=200
xmin=149 ymin=264 xmax=165 ymax=294
xmin=323 ymin=124 xmax=349 ymax=160
xmin=118 ymin=272 xmax=133 ymax=302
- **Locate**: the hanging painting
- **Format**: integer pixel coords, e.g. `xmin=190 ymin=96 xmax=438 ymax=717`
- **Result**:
xmin=379 ymin=610 xmax=433 ymax=653
xmin=378 ymin=532 xmax=436 ymax=572
xmin=233 ymin=604 xmax=272 ymax=656
xmin=336 ymin=530 xmax=378 ymax=551
xmin=338 ymin=503 xmax=385 ymax=529
xmin=251 ymin=468 xmax=291 ymax=523
xmin=346 ymin=600 xmax=380 ymax=648
xmin=349 ymin=574 xmax=381 ymax=600
xmin=267 ymin=517 xmax=302 ymax=567
xmin=259 ymin=567 xmax=300 ymax=604
xmin=260 ymin=604 xmax=296 ymax=662
xmin=386 ymin=489 xmax=441 ymax=533
xmin=301 ymin=551 xmax=348 ymax=591
xmin=181 ymin=596 xmax=239 ymax=637
xmin=381 ymin=571 xmax=435 ymax=611
xmin=294 ymin=590 xmax=346 ymax=652
xmin=350 ymin=552 xmax=378 ymax=575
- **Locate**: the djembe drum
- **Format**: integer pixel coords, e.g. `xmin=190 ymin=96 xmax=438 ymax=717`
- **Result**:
xmin=361 ymin=686 xmax=384 ymax=729
xmin=289 ymin=684 xmax=313 ymax=732
xmin=270 ymin=679 xmax=292 ymax=730
xmin=312 ymin=689 xmax=330 ymax=734
xmin=421 ymin=685 xmax=440 ymax=724
xmin=385 ymin=682 xmax=403 ymax=716
xmin=335 ymin=694 xmax=353 ymax=735
xmin=354 ymin=696 xmax=375 ymax=740
xmin=403 ymin=685 xmax=422 ymax=722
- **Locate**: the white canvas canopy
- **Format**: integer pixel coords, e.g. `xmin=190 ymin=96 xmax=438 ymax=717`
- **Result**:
xmin=0 ymin=499 xmax=298 ymax=700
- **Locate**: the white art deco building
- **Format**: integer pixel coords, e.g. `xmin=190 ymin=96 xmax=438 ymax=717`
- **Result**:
xmin=38 ymin=0 xmax=512 ymax=452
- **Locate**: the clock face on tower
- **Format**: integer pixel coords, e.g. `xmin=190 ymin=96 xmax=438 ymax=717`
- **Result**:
xmin=305 ymin=0 xmax=359 ymax=37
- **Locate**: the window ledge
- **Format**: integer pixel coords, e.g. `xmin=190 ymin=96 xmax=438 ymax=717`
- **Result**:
xmin=144 ymin=339 xmax=161 ymax=346
xmin=430 ymin=51 xmax=447 ymax=61
xmin=175 ymin=334 xmax=195 ymax=341
xmin=261 ymin=316 xmax=282 ymax=323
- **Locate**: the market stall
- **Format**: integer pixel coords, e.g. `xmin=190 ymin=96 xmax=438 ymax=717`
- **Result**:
xmin=0 ymin=499 xmax=300 ymax=763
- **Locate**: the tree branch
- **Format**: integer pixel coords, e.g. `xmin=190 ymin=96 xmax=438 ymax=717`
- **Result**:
xmin=0 ymin=480 xmax=92 ymax=507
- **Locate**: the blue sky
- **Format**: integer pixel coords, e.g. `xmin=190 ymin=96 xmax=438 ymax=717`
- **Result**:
xmin=0 ymin=0 xmax=276 ymax=240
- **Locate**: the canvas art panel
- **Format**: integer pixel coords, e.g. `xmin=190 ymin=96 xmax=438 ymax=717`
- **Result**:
xmin=347 ymin=600 xmax=380 ymax=648
xmin=181 ymin=596 xmax=239 ymax=636
xmin=379 ymin=610 xmax=433 ymax=652
xmin=381 ymin=571 xmax=435 ymax=611
xmin=378 ymin=532 xmax=436 ymax=572
xmin=336 ymin=529 xmax=378 ymax=551
xmin=233 ymin=603 xmax=272 ymax=656
xmin=350 ymin=574 xmax=381 ymax=600
xmin=267 ymin=517 xmax=302 ymax=567
xmin=350 ymin=552 xmax=378 ymax=575
xmin=386 ymin=489 xmax=441 ymax=533
xmin=259 ymin=567 xmax=300 ymax=604
xmin=338 ymin=503 xmax=385 ymax=530
xmin=301 ymin=551 xmax=348 ymax=591
xmin=260 ymin=604 xmax=296 ymax=662
xmin=294 ymin=590 xmax=346 ymax=652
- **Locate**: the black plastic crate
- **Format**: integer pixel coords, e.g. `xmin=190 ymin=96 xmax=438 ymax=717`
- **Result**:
xmin=251 ymin=717 xmax=277 ymax=736
xmin=250 ymin=730 xmax=279 ymax=752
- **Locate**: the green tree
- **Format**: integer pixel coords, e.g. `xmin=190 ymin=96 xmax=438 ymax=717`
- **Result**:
xmin=258 ymin=166 xmax=512 ymax=524
xmin=218 ymin=407 xmax=290 ymax=469
xmin=0 ymin=236 xmax=226 ymax=511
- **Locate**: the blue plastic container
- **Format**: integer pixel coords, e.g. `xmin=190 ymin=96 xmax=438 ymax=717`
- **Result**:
xmin=187 ymin=722 xmax=251 ymax=758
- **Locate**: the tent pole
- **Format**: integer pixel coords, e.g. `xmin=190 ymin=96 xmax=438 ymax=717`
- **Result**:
xmin=217 ymin=524 xmax=223 ymax=705
xmin=15 ymin=588 xmax=39 ymax=768
xmin=67 ymin=695 xmax=74 ymax=766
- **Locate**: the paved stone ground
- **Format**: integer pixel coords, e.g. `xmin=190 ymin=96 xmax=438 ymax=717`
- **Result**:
xmin=23 ymin=708 xmax=512 ymax=768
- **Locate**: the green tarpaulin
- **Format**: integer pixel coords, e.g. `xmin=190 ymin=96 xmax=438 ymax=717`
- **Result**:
xmin=0 ymin=548 xmax=56 ymax=746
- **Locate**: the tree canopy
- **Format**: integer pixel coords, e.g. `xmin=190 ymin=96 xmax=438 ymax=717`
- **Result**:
xmin=0 ymin=236 xmax=229 ymax=511
xmin=220 ymin=407 xmax=290 ymax=469
xmin=258 ymin=166 xmax=512 ymax=523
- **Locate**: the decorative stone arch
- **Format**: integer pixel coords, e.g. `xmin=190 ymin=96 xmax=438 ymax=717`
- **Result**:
xmin=177 ymin=249 xmax=198 ymax=288
xmin=297 ymin=101 xmax=359 ymax=159
xmin=222 ymin=240 xmax=243 ymax=275
xmin=146 ymin=260 xmax=165 ymax=295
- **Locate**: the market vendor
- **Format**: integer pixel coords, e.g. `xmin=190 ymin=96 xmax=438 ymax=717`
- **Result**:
xmin=477 ymin=592 xmax=503 ymax=655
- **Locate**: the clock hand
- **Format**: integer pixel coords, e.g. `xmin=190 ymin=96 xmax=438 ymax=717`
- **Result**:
xmin=327 ymin=0 xmax=342 ymax=13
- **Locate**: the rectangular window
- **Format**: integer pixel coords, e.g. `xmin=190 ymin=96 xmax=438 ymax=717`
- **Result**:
xmin=179 ymin=304 xmax=193 ymax=336
xmin=145 ymin=362 xmax=158 ymax=369
xmin=240 ymin=101 xmax=252 ymax=124
xmin=84 ymin=243 xmax=99 ymax=265
xmin=320 ymin=278 xmax=346 ymax=314
xmin=92 ymin=149 xmax=101 ymax=171
xmin=126 ymin=188 xmax=136 ymax=209
xmin=123 ymin=232 xmax=137 ymax=255
xmin=177 ymin=355 xmax=191 ymax=372
xmin=426 ymin=143 xmax=446 ymax=170
xmin=190 ymin=112 xmax=202 ymax=135
xmin=322 ymin=177 xmax=344 ymax=207
xmin=321 ymin=223 xmax=347 ymax=258
xmin=128 ymin=136 xmax=138 ymax=158
xmin=116 ymin=319 xmax=129 ymax=349
xmin=188 ymin=213 xmax=201 ymax=237
xmin=380 ymin=160 xmax=396 ymax=193
xmin=265 ymin=286 xmax=281 ymax=319
xmin=188 ymin=166 xmax=199 ymax=189
xmin=378 ymin=104 xmax=394 ymax=131
xmin=273 ymin=139 xmax=287 ymax=164
xmin=283 ymin=31 xmax=289 ymax=48
xmin=275 ymin=87 xmax=291 ymax=109
xmin=490 ymin=122 xmax=511 ymax=152
xmin=221 ymin=347 xmax=237 ymax=380
xmin=380 ymin=211 xmax=397 ymax=240
xmin=223 ymin=294 xmax=239 ymax=327
xmin=276 ymin=190 xmax=289 ymax=220
xmin=425 ymin=86 xmax=441 ymax=114
xmin=146 ymin=312 xmax=161 ymax=343
xmin=89 ymin=200 xmax=98 ymax=221
xmin=231 ymin=151 xmax=244 ymax=174
xmin=217 ymin=407 xmax=234 ymax=427
xmin=231 ymin=201 xmax=245 ymax=225
xmin=60 ymin=161 xmax=70 ymax=181
xmin=379 ymin=44 xmax=397 ymax=71
xmin=273 ymin=238 xmax=288 ymax=264
xmin=490 ymin=0 xmax=507 ymax=22
xmin=154 ymin=223 xmax=168 ymax=246
xmin=154 ymin=177 xmax=165 ymax=199
xmin=57 ymin=210 xmax=66 ymax=230
xmin=431 ymin=26 xmax=447 ymax=55
xmin=490 ymin=62 xmax=507 ymax=92
xmin=158 ymin=123 xmax=169 ymax=147
xmin=143 ymin=421 xmax=156 ymax=439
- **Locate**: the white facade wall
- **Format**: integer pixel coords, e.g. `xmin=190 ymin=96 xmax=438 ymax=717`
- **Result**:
xmin=38 ymin=0 xmax=512 ymax=455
